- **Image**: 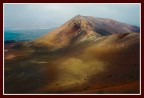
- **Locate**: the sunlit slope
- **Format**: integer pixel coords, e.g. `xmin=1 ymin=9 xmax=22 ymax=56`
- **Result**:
xmin=35 ymin=33 xmax=139 ymax=93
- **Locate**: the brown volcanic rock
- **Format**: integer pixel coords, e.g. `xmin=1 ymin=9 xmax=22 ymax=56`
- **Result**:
xmin=30 ymin=15 xmax=100 ymax=49
xmin=29 ymin=15 xmax=139 ymax=49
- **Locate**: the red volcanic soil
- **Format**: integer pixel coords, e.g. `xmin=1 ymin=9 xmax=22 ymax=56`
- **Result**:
xmin=78 ymin=82 xmax=139 ymax=94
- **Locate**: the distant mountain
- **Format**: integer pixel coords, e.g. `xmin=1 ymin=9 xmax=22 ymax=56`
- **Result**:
xmin=30 ymin=15 xmax=139 ymax=49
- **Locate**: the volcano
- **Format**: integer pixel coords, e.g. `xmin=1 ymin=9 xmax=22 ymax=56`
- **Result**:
xmin=4 ymin=15 xmax=140 ymax=94
xmin=29 ymin=15 xmax=139 ymax=49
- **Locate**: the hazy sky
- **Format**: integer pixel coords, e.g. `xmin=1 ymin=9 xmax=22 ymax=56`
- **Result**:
xmin=4 ymin=3 xmax=140 ymax=30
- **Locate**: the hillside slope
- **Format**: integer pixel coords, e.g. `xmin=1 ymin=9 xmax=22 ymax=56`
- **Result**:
xmin=29 ymin=15 xmax=139 ymax=49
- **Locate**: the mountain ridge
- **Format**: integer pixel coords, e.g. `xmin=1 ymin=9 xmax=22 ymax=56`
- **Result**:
xmin=28 ymin=15 xmax=139 ymax=50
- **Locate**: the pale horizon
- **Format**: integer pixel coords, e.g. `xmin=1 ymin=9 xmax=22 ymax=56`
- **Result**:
xmin=4 ymin=3 xmax=140 ymax=30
